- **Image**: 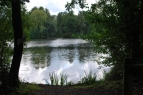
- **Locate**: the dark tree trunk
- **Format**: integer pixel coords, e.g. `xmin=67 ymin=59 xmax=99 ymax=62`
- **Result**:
xmin=131 ymin=27 xmax=140 ymax=64
xmin=129 ymin=1 xmax=141 ymax=64
xmin=9 ymin=0 xmax=23 ymax=87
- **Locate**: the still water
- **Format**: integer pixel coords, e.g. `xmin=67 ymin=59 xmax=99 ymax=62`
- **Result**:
xmin=19 ymin=38 xmax=110 ymax=84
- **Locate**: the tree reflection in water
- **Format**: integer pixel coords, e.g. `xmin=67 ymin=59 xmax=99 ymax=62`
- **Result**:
xmin=24 ymin=46 xmax=52 ymax=69
xmin=20 ymin=39 xmax=110 ymax=84
xmin=23 ymin=43 xmax=97 ymax=69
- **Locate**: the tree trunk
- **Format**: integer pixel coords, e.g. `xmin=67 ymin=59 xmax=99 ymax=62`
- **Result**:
xmin=9 ymin=0 xmax=23 ymax=87
xmin=129 ymin=0 xmax=140 ymax=64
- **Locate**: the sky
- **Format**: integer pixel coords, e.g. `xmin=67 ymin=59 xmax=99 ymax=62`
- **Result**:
xmin=25 ymin=0 xmax=97 ymax=15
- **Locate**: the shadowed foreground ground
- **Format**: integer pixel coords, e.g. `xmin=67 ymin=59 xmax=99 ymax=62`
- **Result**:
xmin=31 ymin=84 xmax=143 ymax=95
xmin=32 ymin=85 xmax=123 ymax=95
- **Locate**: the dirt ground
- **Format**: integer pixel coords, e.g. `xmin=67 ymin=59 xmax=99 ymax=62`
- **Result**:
xmin=32 ymin=85 xmax=123 ymax=95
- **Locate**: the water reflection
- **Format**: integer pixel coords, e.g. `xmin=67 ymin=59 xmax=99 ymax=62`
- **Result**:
xmin=56 ymin=47 xmax=75 ymax=63
xmin=23 ymin=47 xmax=52 ymax=69
xmin=23 ymin=46 xmax=97 ymax=69
xmin=77 ymin=47 xmax=96 ymax=63
xmin=20 ymin=38 xmax=110 ymax=84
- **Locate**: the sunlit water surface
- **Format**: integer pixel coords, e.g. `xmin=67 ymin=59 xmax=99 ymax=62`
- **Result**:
xmin=19 ymin=38 xmax=110 ymax=84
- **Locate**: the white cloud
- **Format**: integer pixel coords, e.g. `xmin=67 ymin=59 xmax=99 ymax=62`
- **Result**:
xmin=26 ymin=0 xmax=48 ymax=10
xmin=26 ymin=0 xmax=98 ymax=15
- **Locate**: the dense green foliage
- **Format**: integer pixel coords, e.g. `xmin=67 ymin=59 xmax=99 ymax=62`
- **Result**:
xmin=0 ymin=1 xmax=30 ymax=94
xmin=57 ymin=11 xmax=91 ymax=38
xmin=66 ymin=0 xmax=143 ymax=81
xmin=29 ymin=7 xmax=91 ymax=39
xmin=0 ymin=3 xmax=13 ymax=90
xmin=29 ymin=7 xmax=56 ymax=39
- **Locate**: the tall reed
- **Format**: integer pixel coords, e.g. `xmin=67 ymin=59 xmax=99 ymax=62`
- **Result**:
xmin=79 ymin=70 xmax=97 ymax=85
xmin=45 ymin=70 xmax=97 ymax=85
xmin=49 ymin=72 xmax=59 ymax=85
xmin=48 ymin=72 xmax=68 ymax=85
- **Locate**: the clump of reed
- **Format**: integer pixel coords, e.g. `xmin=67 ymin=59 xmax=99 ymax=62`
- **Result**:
xmin=44 ymin=70 xmax=98 ymax=86
xmin=45 ymin=72 xmax=68 ymax=86
xmin=77 ymin=70 xmax=97 ymax=85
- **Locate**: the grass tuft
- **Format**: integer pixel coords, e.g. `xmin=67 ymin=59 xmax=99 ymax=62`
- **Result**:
xmin=48 ymin=71 xmax=68 ymax=85
xmin=10 ymin=83 xmax=41 ymax=95
xmin=77 ymin=70 xmax=97 ymax=85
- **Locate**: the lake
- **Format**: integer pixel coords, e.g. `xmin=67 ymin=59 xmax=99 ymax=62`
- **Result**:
xmin=19 ymin=38 xmax=110 ymax=84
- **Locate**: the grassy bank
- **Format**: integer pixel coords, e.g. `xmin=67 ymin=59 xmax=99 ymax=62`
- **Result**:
xmin=9 ymin=83 xmax=41 ymax=95
xmin=0 ymin=70 xmax=123 ymax=95
xmin=8 ymin=71 xmax=123 ymax=95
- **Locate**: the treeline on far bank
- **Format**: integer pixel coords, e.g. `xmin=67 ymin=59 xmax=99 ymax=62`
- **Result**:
xmin=28 ymin=6 xmax=91 ymax=39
